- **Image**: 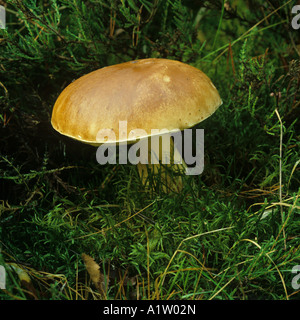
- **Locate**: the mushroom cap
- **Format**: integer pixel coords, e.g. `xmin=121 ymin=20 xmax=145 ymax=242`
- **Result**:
xmin=51 ymin=58 xmax=222 ymax=145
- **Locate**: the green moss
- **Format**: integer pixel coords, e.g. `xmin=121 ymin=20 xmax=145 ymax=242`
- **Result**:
xmin=0 ymin=0 xmax=299 ymax=300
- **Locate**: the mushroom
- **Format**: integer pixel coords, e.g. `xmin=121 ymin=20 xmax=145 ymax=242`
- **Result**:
xmin=51 ymin=58 xmax=222 ymax=193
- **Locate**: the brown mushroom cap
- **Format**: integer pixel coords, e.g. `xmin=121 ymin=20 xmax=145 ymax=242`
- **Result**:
xmin=51 ymin=58 xmax=222 ymax=145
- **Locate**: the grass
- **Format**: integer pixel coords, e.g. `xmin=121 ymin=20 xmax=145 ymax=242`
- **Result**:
xmin=0 ymin=0 xmax=299 ymax=300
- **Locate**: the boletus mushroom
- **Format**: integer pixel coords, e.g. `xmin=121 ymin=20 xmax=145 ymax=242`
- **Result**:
xmin=51 ymin=58 xmax=222 ymax=193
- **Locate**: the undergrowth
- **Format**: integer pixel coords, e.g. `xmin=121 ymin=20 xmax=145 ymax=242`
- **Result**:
xmin=0 ymin=0 xmax=299 ymax=300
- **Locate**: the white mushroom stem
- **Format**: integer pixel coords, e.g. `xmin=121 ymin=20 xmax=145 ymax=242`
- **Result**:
xmin=136 ymin=135 xmax=186 ymax=193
